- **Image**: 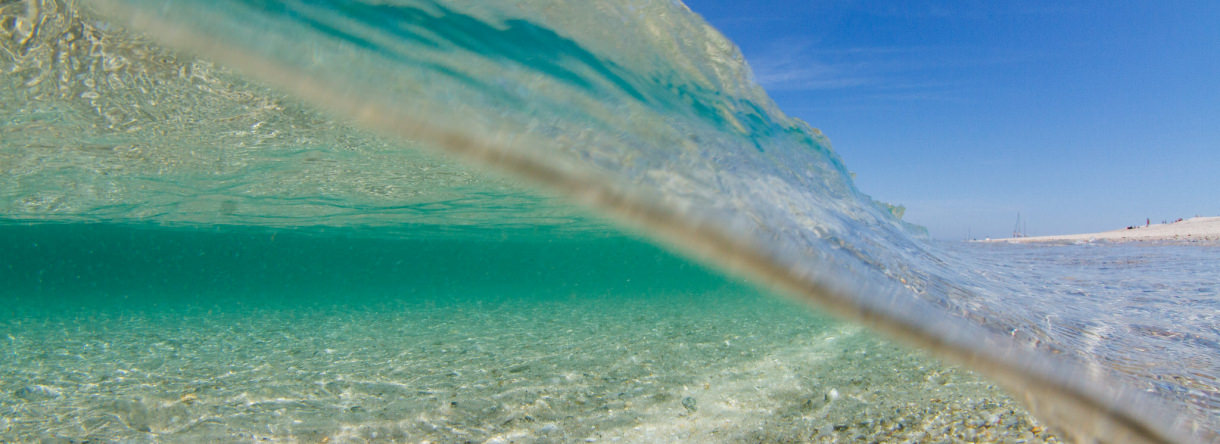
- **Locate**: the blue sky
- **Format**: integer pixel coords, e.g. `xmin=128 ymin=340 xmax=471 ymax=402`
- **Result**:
xmin=682 ymin=1 xmax=1220 ymax=240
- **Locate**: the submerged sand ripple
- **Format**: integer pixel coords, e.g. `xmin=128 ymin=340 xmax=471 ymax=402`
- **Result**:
xmin=1 ymin=290 xmax=1058 ymax=442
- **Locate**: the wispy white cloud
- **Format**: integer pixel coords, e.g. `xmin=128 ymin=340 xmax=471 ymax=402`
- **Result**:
xmin=743 ymin=36 xmax=1038 ymax=103
xmin=750 ymin=59 xmax=874 ymax=91
xmin=859 ymin=2 xmax=1082 ymax=20
xmin=745 ymin=38 xmax=879 ymax=92
xmin=743 ymin=38 xmax=960 ymax=104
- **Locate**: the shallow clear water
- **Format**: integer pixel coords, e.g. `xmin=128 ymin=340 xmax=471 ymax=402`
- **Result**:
xmin=942 ymin=242 xmax=1220 ymax=426
xmin=1 ymin=223 xmax=1055 ymax=442
xmin=3 ymin=0 xmax=1218 ymax=442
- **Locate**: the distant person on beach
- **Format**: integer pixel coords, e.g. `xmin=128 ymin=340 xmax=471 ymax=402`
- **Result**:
xmin=1146 ymin=218 xmax=1150 ymax=227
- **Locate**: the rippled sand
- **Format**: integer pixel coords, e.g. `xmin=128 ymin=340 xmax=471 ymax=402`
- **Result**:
xmin=1 ymin=289 xmax=1057 ymax=442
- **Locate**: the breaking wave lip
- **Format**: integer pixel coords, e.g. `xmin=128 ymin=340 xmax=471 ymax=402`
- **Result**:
xmin=7 ymin=0 xmax=1211 ymax=442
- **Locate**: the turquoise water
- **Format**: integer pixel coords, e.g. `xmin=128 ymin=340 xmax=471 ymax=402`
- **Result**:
xmin=2 ymin=0 xmax=1217 ymax=442
xmin=1 ymin=223 xmax=1052 ymax=442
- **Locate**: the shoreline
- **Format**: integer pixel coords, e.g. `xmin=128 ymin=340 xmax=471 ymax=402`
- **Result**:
xmin=977 ymin=216 xmax=1220 ymax=244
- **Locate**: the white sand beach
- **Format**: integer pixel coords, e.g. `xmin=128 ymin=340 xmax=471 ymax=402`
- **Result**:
xmin=982 ymin=216 xmax=1220 ymax=244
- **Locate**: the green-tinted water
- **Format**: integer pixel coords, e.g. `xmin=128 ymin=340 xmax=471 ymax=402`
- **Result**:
xmin=0 ymin=223 xmax=729 ymax=311
xmin=0 ymin=223 xmax=1053 ymax=442
xmin=13 ymin=0 xmax=1191 ymax=440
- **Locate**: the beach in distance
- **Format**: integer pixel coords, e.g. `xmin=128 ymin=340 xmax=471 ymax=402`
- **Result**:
xmin=980 ymin=216 xmax=1220 ymax=244
xmin=4 ymin=1 xmax=1218 ymax=441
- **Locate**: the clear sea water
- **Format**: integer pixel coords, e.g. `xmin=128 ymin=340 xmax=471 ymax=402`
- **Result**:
xmin=2 ymin=1 xmax=1217 ymax=442
xmin=0 ymin=223 xmax=1051 ymax=442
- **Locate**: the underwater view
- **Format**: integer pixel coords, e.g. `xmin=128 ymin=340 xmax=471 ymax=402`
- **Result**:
xmin=2 ymin=224 xmax=1063 ymax=442
xmin=2 ymin=0 xmax=1217 ymax=442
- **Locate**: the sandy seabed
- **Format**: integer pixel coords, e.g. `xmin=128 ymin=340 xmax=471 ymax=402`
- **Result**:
xmin=1 ymin=288 xmax=1059 ymax=443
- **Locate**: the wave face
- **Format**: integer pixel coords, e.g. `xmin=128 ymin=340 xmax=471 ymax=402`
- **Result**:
xmin=2 ymin=0 xmax=1216 ymax=442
